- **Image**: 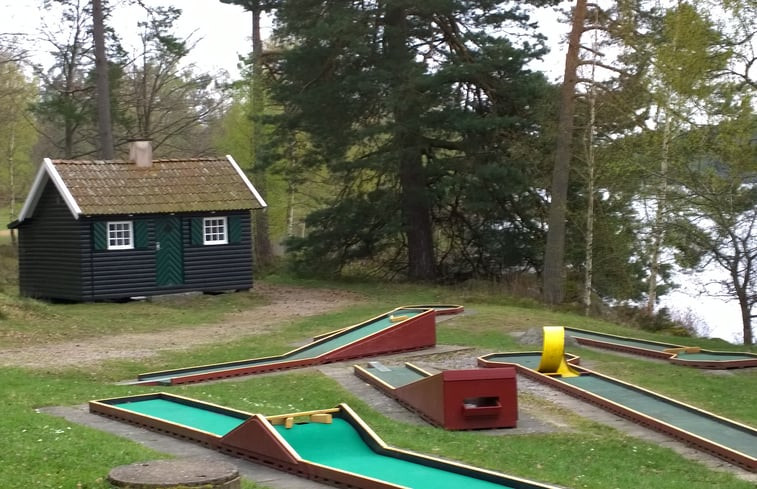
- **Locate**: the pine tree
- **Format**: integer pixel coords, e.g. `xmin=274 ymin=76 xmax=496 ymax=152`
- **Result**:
xmin=269 ymin=0 xmax=555 ymax=281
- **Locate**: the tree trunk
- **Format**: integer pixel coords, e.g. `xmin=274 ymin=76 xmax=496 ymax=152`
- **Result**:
xmin=582 ymin=92 xmax=596 ymax=316
xmin=740 ymin=302 xmax=754 ymax=345
xmin=400 ymin=152 xmax=436 ymax=281
xmin=745 ymin=322 xmax=754 ymax=346
xmin=250 ymin=4 xmax=274 ymax=269
xmin=732 ymin=252 xmax=754 ymax=345
xmin=385 ymin=4 xmax=435 ymax=281
xmin=7 ymin=126 xmax=17 ymax=247
xmin=645 ymin=110 xmax=671 ymax=315
xmin=542 ymin=0 xmax=587 ymax=304
xmin=92 ymin=0 xmax=115 ymax=159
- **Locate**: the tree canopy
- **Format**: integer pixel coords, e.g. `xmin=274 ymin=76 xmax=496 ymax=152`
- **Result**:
xmin=265 ymin=0 xmax=557 ymax=281
xmin=2 ymin=0 xmax=755 ymax=343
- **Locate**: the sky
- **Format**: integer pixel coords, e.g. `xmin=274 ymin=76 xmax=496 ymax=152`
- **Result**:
xmin=0 ymin=0 xmax=261 ymax=78
xmin=0 ymin=1 xmax=748 ymax=343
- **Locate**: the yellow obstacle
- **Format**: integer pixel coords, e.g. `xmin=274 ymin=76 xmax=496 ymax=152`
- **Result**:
xmin=538 ymin=326 xmax=580 ymax=378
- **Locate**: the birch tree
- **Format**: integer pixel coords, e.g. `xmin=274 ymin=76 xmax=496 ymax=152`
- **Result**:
xmin=0 ymin=56 xmax=37 ymax=240
xmin=639 ymin=2 xmax=730 ymax=314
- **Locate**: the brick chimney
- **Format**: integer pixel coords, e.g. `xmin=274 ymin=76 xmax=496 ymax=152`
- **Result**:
xmin=128 ymin=139 xmax=153 ymax=168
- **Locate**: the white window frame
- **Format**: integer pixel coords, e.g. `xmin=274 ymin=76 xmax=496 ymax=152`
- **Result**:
xmin=203 ymin=216 xmax=228 ymax=245
xmin=107 ymin=221 xmax=134 ymax=250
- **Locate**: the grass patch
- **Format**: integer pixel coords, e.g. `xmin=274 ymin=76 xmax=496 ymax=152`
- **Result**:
xmin=0 ymin=289 xmax=269 ymax=347
xmin=1 ymin=279 xmax=756 ymax=488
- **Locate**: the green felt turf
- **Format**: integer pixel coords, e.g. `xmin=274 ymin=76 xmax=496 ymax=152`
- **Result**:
xmin=565 ymin=328 xmax=674 ymax=352
xmin=112 ymin=398 xmax=245 ymax=436
xmin=482 ymin=355 xmax=757 ymax=458
xmin=484 ymin=353 xmax=543 ymax=370
xmin=559 ymin=375 xmax=757 ymax=457
xmin=676 ymin=351 xmax=756 ymax=361
xmin=565 ymin=329 xmax=757 ymax=362
xmin=110 ymin=398 xmax=544 ymax=488
xmin=288 ymin=308 xmax=423 ymax=359
xmin=141 ymin=309 xmax=424 ymax=383
xmin=363 ymin=364 xmax=427 ymax=388
xmin=276 ymin=418 xmax=524 ymax=489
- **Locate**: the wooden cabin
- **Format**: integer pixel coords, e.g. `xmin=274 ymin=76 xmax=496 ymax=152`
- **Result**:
xmin=7 ymin=142 xmax=267 ymax=301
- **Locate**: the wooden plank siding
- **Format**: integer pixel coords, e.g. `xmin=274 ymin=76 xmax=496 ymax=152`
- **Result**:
xmin=17 ymin=181 xmax=254 ymax=301
xmin=82 ymin=212 xmax=254 ymax=301
xmin=81 ymin=217 xmax=157 ymax=301
xmin=183 ymin=214 xmax=253 ymax=293
xmin=16 ymin=180 xmax=83 ymax=301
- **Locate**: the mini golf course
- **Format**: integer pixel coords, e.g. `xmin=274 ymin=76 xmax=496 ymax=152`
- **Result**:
xmin=136 ymin=306 xmax=462 ymax=385
xmin=478 ymin=334 xmax=757 ymax=472
xmin=90 ymin=392 xmax=560 ymax=489
xmin=564 ymin=326 xmax=757 ymax=369
xmin=354 ymin=361 xmax=518 ymax=430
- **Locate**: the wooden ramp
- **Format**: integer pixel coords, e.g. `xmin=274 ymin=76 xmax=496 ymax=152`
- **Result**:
xmin=354 ymin=361 xmax=518 ymax=430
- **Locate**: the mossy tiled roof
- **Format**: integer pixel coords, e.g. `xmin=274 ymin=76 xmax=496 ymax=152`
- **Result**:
xmin=52 ymin=157 xmax=265 ymax=215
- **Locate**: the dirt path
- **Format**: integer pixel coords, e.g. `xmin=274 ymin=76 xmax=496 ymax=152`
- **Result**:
xmin=0 ymin=283 xmax=363 ymax=369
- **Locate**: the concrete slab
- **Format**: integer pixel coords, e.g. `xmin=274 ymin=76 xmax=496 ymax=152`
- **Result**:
xmin=108 ymin=458 xmax=240 ymax=488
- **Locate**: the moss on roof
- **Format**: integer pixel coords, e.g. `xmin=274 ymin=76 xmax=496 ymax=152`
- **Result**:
xmin=52 ymin=157 xmax=264 ymax=215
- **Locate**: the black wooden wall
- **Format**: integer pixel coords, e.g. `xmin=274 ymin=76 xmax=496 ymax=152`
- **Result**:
xmin=17 ymin=181 xmax=255 ymax=301
xmin=83 ymin=212 xmax=254 ymax=301
xmin=16 ymin=180 xmax=83 ymax=300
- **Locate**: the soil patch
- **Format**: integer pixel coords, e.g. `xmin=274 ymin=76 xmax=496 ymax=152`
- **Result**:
xmin=0 ymin=283 xmax=363 ymax=369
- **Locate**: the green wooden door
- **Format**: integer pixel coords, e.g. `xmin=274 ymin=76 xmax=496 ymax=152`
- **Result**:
xmin=155 ymin=216 xmax=184 ymax=287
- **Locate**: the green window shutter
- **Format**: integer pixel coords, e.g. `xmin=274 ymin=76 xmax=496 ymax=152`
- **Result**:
xmin=191 ymin=217 xmax=203 ymax=245
xmin=93 ymin=221 xmax=107 ymax=250
xmin=134 ymin=220 xmax=149 ymax=249
xmin=228 ymin=215 xmax=242 ymax=244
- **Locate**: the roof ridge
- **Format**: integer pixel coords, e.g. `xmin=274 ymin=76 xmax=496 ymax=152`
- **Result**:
xmin=52 ymin=157 xmax=226 ymax=164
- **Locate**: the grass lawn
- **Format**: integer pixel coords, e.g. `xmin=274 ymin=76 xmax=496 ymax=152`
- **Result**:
xmin=1 ymin=275 xmax=755 ymax=489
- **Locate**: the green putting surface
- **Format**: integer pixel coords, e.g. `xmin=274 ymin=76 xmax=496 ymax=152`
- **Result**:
xmin=559 ymin=375 xmax=757 ymax=458
xmin=565 ymin=328 xmax=674 ymax=352
xmin=483 ymin=353 xmax=544 ymax=370
xmin=289 ymin=308 xmax=423 ymax=359
xmin=107 ymin=397 xmax=536 ymax=489
xmin=363 ymin=364 xmax=427 ymax=388
xmin=483 ymin=353 xmax=757 ymax=463
xmin=276 ymin=418 xmax=521 ymax=489
xmin=140 ymin=309 xmax=424 ymax=383
xmin=112 ymin=398 xmax=245 ymax=436
xmin=565 ymin=328 xmax=756 ymax=362
xmin=675 ymin=351 xmax=755 ymax=361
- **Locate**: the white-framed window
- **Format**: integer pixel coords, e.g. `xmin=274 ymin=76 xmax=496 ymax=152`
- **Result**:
xmin=203 ymin=216 xmax=228 ymax=245
xmin=107 ymin=221 xmax=133 ymax=250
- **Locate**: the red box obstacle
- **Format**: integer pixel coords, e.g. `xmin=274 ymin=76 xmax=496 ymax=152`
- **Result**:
xmin=355 ymin=363 xmax=517 ymax=430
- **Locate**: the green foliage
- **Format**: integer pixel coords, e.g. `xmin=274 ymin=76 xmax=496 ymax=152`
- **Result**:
xmin=115 ymin=6 xmax=225 ymax=156
xmin=652 ymin=3 xmax=730 ymax=99
xmin=664 ymin=108 xmax=757 ymax=344
xmin=268 ymin=0 xmax=557 ymax=281
xmin=32 ymin=1 xmax=225 ymax=159
xmin=32 ymin=0 xmax=126 ymax=158
xmin=286 ymin=189 xmax=403 ymax=277
xmin=0 ymin=58 xmax=37 ymax=219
